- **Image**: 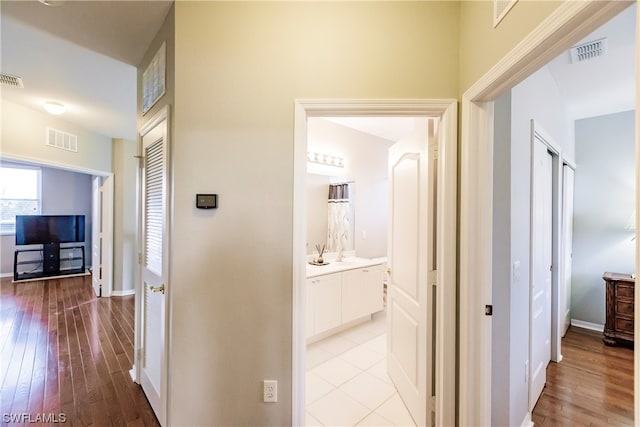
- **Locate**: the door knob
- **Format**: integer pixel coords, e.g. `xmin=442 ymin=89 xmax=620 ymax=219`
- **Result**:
xmin=150 ymin=284 xmax=165 ymax=294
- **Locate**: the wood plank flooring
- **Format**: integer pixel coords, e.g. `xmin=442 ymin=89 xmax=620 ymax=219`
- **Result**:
xmin=0 ymin=275 xmax=158 ymax=426
xmin=532 ymin=326 xmax=634 ymax=426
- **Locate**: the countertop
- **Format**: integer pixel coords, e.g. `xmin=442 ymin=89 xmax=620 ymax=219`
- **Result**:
xmin=306 ymin=257 xmax=385 ymax=278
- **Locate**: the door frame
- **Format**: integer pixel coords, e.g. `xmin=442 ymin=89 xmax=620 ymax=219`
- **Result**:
xmin=0 ymin=154 xmax=113 ymax=292
xmin=528 ymin=122 xmax=562 ymax=412
xmin=98 ymin=174 xmax=115 ymax=298
xmin=560 ymin=161 xmax=576 ymax=337
xmin=458 ymin=1 xmax=636 ymax=425
xmin=133 ymin=105 xmax=171 ymax=425
xmin=530 ymin=121 xmax=563 ymax=366
xmin=292 ymin=99 xmax=457 ymax=427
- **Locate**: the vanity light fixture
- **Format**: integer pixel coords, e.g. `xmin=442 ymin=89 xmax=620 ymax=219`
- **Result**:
xmin=307 ymin=151 xmax=344 ymax=168
xmin=43 ymin=101 xmax=66 ymax=115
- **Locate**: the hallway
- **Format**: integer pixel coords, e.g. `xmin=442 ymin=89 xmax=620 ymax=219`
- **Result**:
xmin=0 ymin=276 xmax=158 ymax=426
xmin=532 ymin=327 xmax=633 ymax=426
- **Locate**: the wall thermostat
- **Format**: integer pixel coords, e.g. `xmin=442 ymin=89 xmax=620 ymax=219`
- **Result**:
xmin=196 ymin=194 xmax=217 ymax=209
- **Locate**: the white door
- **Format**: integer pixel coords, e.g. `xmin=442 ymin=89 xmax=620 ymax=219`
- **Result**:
xmin=529 ymin=138 xmax=553 ymax=411
xmin=91 ymin=176 xmax=114 ymax=298
xmin=387 ymin=118 xmax=434 ymax=427
xmin=91 ymin=176 xmax=103 ymax=297
xmin=139 ymin=113 xmax=169 ymax=424
xmin=561 ymin=165 xmax=574 ymax=337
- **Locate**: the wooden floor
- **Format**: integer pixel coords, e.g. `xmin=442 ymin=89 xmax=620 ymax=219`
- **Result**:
xmin=532 ymin=326 xmax=634 ymax=426
xmin=0 ymin=275 xmax=158 ymax=426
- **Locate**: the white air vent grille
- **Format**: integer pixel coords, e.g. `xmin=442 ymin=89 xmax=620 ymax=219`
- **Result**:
xmin=46 ymin=127 xmax=78 ymax=152
xmin=570 ymin=38 xmax=608 ymax=63
xmin=0 ymin=73 xmax=24 ymax=88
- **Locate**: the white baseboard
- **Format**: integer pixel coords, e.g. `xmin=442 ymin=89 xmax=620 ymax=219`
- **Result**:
xmin=520 ymin=412 xmax=533 ymax=427
xmin=571 ymin=318 xmax=604 ymax=332
xmin=112 ymin=289 xmax=135 ymax=297
xmin=0 ymin=272 xmax=13 ymax=278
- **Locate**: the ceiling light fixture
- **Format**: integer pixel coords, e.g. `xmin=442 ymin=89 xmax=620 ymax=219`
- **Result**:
xmin=43 ymin=101 xmax=66 ymax=115
xmin=307 ymin=151 xmax=345 ymax=168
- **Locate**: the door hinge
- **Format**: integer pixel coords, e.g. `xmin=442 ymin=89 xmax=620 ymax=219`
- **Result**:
xmin=428 ymin=270 xmax=437 ymax=287
xmin=485 ymin=305 xmax=493 ymax=316
xmin=138 ymin=252 xmax=143 ymax=264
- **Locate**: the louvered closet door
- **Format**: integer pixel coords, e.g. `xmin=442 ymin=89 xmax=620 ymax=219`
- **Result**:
xmin=139 ymin=116 xmax=168 ymax=425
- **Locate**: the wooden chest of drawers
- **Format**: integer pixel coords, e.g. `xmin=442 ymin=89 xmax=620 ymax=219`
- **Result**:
xmin=603 ymin=272 xmax=634 ymax=346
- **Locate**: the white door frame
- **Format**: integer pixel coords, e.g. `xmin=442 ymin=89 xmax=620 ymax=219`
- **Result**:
xmin=292 ymin=99 xmax=457 ymax=427
xmin=133 ymin=105 xmax=171 ymax=425
xmin=530 ymin=121 xmax=563 ymax=366
xmin=528 ymin=122 xmax=560 ymax=413
xmin=458 ymin=1 xmax=636 ymax=425
xmin=560 ymin=161 xmax=576 ymax=337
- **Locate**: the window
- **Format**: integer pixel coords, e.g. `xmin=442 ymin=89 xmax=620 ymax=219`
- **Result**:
xmin=0 ymin=165 xmax=41 ymax=235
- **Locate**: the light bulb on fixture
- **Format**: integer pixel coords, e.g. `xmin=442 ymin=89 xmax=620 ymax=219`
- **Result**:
xmin=43 ymin=101 xmax=66 ymax=115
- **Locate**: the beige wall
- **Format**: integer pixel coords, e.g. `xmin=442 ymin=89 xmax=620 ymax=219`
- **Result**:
xmin=168 ymin=2 xmax=459 ymax=424
xmin=1 ymin=99 xmax=113 ymax=174
xmin=459 ymin=0 xmax=562 ymax=94
xmin=112 ymin=138 xmax=138 ymax=294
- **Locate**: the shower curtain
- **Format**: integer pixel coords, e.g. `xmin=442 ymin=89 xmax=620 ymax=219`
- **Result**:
xmin=327 ymin=183 xmax=351 ymax=253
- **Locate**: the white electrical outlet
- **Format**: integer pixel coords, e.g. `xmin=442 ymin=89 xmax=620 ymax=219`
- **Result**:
xmin=263 ymin=380 xmax=277 ymax=403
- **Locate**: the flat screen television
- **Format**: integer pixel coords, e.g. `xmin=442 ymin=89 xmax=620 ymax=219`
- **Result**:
xmin=15 ymin=215 xmax=85 ymax=245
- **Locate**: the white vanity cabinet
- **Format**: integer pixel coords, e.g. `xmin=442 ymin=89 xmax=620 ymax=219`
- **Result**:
xmin=306 ymin=259 xmax=385 ymax=342
xmin=342 ymin=265 xmax=385 ymax=323
xmin=306 ymin=273 xmax=342 ymax=338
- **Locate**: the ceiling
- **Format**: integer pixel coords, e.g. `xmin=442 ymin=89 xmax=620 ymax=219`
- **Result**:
xmin=0 ymin=1 xmax=635 ymax=145
xmin=1 ymin=0 xmax=172 ymax=141
xmin=546 ymin=2 xmax=636 ymax=121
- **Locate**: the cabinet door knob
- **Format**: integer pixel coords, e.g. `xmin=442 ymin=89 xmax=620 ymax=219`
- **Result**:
xmin=386 ymin=267 xmax=392 ymax=275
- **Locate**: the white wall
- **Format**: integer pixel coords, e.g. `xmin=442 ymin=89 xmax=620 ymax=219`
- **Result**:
xmin=166 ymin=2 xmax=460 ymax=423
xmin=492 ymin=65 xmax=574 ymax=426
xmin=112 ymin=138 xmax=138 ymax=294
xmin=572 ymin=110 xmax=636 ymax=325
xmin=307 ymin=118 xmax=392 ymax=259
xmin=1 ymin=100 xmax=113 ymax=174
xmin=1 ymin=161 xmax=93 ymax=275
xmin=492 ymin=91 xmax=512 ymax=427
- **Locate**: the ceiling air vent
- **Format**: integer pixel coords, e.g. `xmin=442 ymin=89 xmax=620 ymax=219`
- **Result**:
xmin=46 ymin=127 xmax=78 ymax=153
xmin=570 ymin=38 xmax=608 ymax=63
xmin=0 ymin=73 xmax=24 ymax=88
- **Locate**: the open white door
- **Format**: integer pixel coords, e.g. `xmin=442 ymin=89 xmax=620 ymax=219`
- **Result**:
xmin=138 ymin=109 xmax=169 ymax=424
xmin=529 ymin=137 xmax=553 ymax=411
xmin=561 ymin=165 xmax=575 ymax=337
xmin=91 ymin=175 xmax=114 ymax=297
xmin=92 ymin=176 xmax=103 ymax=297
xmin=386 ymin=118 xmax=434 ymax=427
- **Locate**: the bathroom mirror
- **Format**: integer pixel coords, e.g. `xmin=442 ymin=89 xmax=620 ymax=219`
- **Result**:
xmin=306 ymin=174 xmax=355 ymax=255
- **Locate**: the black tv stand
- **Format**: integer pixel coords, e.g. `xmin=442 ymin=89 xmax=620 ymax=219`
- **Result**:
xmin=14 ymin=244 xmax=86 ymax=282
xmin=43 ymin=243 xmax=60 ymax=275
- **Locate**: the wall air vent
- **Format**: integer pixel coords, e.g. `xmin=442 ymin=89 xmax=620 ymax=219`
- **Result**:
xmin=570 ymin=38 xmax=608 ymax=63
xmin=0 ymin=73 xmax=24 ymax=88
xmin=46 ymin=127 xmax=78 ymax=153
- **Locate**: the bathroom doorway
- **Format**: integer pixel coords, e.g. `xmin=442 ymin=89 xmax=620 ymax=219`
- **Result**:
xmin=292 ymin=99 xmax=457 ymax=427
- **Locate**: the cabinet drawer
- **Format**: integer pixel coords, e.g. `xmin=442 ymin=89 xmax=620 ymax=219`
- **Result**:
xmin=616 ymin=300 xmax=634 ymax=317
xmin=615 ymin=284 xmax=634 ymax=299
xmin=615 ymin=317 xmax=634 ymax=333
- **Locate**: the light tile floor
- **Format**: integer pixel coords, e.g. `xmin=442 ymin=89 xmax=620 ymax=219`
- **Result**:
xmin=306 ymin=312 xmax=416 ymax=427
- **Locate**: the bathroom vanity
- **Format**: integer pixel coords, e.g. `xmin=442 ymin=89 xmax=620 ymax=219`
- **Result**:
xmin=306 ymin=257 xmax=385 ymax=343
